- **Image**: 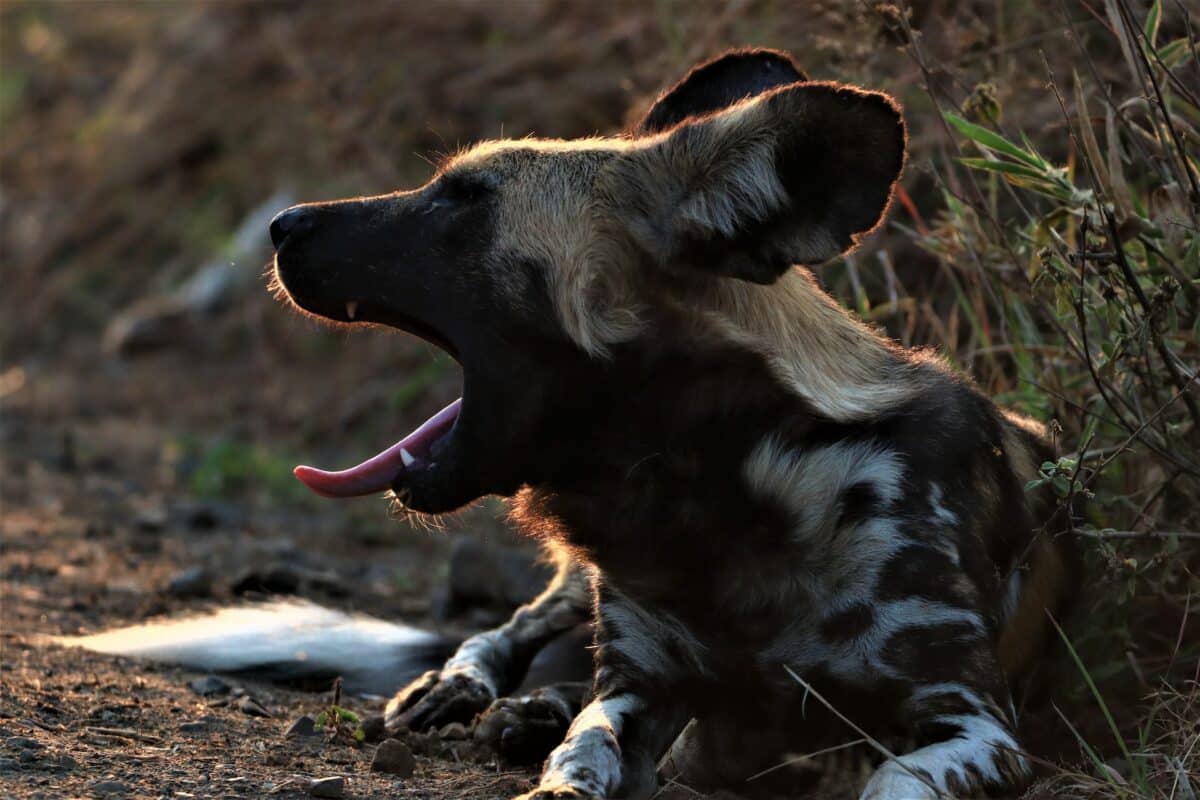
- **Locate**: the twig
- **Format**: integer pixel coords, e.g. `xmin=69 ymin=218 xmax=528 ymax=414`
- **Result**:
xmin=1077 ymin=530 xmax=1200 ymax=540
xmin=83 ymin=727 xmax=164 ymax=745
xmin=746 ymin=737 xmax=868 ymax=782
xmin=782 ymin=665 xmax=948 ymax=798
xmin=1117 ymin=0 xmax=1200 ymax=212
xmin=1101 ymin=207 xmax=1200 ymax=431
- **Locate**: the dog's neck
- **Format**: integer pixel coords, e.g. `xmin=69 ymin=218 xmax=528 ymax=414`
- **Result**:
xmin=512 ymin=268 xmax=926 ymax=604
xmin=695 ymin=267 xmax=918 ymax=422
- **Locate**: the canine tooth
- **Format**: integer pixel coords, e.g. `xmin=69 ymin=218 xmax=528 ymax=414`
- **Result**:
xmin=400 ymin=447 xmax=416 ymax=467
xmin=345 ymin=301 xmax=358 ymax=320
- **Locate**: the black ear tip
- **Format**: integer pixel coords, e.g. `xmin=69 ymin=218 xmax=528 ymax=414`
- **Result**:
xmin=712 ymin=47 xmax=809 ymax=82
xmin=636 ymin=47 xmax=808 ymax=135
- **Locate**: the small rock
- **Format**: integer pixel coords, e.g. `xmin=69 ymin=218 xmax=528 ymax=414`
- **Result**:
xmin=307 ymin=776 xmax=345 ymax=798
xmin=18 ymin=749 xmax=36 ymax=763
xmin=237 ymin=696 xmax=271 ymax=717
xmin=0 ymin=757 xmax=18 ymax=772
xmin=285 ymin=716 xmax=319 ymax=738
xmin=231 ymin=564 xmax=349 ymax=598
xmin=438 ymin=722 xmax=467 ymax=740
xmin=178 ymin=720 xmax=210 ymax=734
xmin=188 ymin=676 xmax=230 ymax=697
xmin=91 ymin=780 xmax=129 ymax=798
xmin=359 ymin=714 xmax=386 ymax=743
xmin=180 ymin=501 xmax=220 ymax=530
xmin=370 ymin=739 xmax=415 ymax=777
xmin=134 ymin=505 xmax=169 ymax=532
xmin=6 ymin=736 xmax=43 ymax=750
xmin=48 ymin=752 xmax=77 ymax=772
xmin=166 ymin=566 xmax=212 ymax=598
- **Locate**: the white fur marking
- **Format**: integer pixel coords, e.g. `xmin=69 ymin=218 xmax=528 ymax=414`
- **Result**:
xmin=539 ymin=694 xmax=642 ymax=796
xmin=928 ymin=484 xmax=958 ymax=526
xmin=861 ymin=712 xmax=1026 ymax=800
xmin=744 ymin=436 xmax=904 ymax=541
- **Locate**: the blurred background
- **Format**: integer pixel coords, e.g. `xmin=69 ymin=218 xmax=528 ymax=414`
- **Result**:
xmin=1 ymin=1 xmax=1197 ymax=798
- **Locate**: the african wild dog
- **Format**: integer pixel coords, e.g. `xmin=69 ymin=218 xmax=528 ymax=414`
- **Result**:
xmin=259 ymin=49 xmax=1078 ymax=798
xmin=136 ymin=49 xmax=1075 ymax=799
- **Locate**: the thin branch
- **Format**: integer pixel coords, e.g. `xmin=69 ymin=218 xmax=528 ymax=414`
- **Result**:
xmin=782 ymin=665 xmax=949 ymax=799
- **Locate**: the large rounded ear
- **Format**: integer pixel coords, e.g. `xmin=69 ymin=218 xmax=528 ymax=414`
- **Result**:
xmin=636 ymin=48 xmax=808 ymax=134
xmin=604 ymin=81 xmax=906 ymax=284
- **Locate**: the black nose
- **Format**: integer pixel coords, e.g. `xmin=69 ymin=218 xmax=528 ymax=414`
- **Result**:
xmin=270 ymin=206 xmax=313 ymax=249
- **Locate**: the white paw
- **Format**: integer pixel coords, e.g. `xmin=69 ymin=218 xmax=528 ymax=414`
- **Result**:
xmin=861 ymin=762 xmax=941 ymax=800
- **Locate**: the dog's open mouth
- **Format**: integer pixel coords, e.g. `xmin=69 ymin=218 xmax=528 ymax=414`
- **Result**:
xmin=293 ymin=398 xmax=461 ymax=498
xmin=283 ymin=297 xmax=467 ymax=501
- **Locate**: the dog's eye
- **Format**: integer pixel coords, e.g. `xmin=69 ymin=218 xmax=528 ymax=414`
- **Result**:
xmin=426 ymin=175 xmax=491 ymax=214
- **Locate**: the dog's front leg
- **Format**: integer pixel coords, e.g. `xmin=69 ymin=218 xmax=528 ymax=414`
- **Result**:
xmin=860 ymin=653 xmax=1030 ymax=799
xmin=386 ymin=553 xmax=592 ymax=734
xmin=517 ymin=588 xmax=691 ymax=800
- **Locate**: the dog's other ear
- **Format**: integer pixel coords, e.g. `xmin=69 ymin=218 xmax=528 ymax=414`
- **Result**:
xmin=605 ymin=82 xmax=906 ymax=284
xmin=636 ymin=48 xmax=808 ymax=134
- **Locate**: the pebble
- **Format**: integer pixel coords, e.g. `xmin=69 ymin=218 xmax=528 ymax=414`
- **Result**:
xmin=91 ymin=780 xmax=129 ymax=798
xmin=307 ymin=776 xmax=345 ymax=798
xmin=6 ymin=735 xmax=43 ymax=750
xmin=177 ymin=500 xmax=220 ymax=530
xmin=0 ymin=757 xmax=18 ymax=772
xmin=48 ymin=752 xmax=77 ymax=772
xmin=188 ymin=676 xmax=230 ymax=697
xmin=370 ymin=739 xmax=415 ymax=777
xmin=285 ymin=716 xmax=319 ymax=738
xmin=178 ymin=721 xmax=210 ymax=734
xmin=134 ymin=506 xmax=169 ymax=532
xmin=264 ymin=750 xmax=291 ymax=766
xmin=166 ymin=566 xmax=212 ymax=598
xmin=358 ymin=714 xmax=385 ymax=743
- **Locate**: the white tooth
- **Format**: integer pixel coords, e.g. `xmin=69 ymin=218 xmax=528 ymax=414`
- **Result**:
xmin=400 ymin=447 xmax=416 ymax=467
xmin=345 ymin=301 xmax=358 ymax=320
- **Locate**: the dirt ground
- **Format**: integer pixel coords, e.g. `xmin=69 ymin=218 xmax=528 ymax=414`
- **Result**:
xmin=0 ymin=325 xmax=568 ymax=799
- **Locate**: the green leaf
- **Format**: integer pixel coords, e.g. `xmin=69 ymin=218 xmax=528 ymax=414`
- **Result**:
xmin=1049 ymin=615 xmax=1145 ymax=785
xmin=1019 ymin=131 xmax=1052 ymax=171
xmin=315 ymin=711 xmax=329 ymax=728
xmin=957 ymin=157 xmax=1051 ymax=183
xmin=1144 ymin=0 xmax=1161 ymax=49
xmin=1157 ymin=37 xmax=1191 ymax=68
xmin=332 ymin=706 xmax=361 ymax=725
xmin=944 ymin=113 xmax=1044 ymax=168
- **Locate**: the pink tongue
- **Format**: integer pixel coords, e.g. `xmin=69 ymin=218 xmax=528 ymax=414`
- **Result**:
xmin=294 ymin=399 xmax=462 ymax=498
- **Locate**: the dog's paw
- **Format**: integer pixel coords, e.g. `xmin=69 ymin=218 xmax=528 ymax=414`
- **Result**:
xmin=512 ymin=786 xmax=601 ymax=800
xmin=860 ymin=763 xmax=940 ymax=800
xmin=384 ymin=669 xmax=494 ymax=735
xmin=474 ymin=691 xmax=574 ymax=765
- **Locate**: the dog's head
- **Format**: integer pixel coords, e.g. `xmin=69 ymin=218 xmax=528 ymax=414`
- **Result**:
xmin=270 ymin=49 xmax=906 ymax=513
